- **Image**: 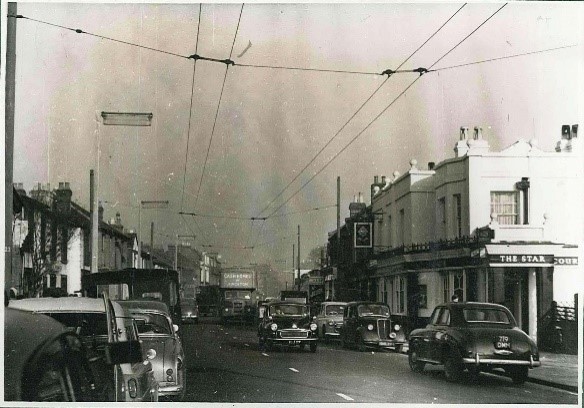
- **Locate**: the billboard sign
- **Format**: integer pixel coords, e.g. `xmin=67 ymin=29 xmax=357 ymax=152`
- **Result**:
xmin=220 ymin=270 xmax=255 ymax=289
xmin=354 ymin=222 xmax=372 ymax=248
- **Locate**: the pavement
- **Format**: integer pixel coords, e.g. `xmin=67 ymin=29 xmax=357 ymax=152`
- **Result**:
xmin=527 ymin=351 xmax=580 ymax=392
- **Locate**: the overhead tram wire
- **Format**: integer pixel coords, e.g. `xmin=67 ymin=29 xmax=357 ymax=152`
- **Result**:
xmin=180 ymin=4 xmax=203 ymax=212
xmin=254 ymin=3 xmax=467 ymax=218
xmin=265 ymin=3 xmax=507 ymax=219
xmin=192 ymin=3 xmax=244 ymax=210
xmin=428 ymin=44 xmax=579 ymax=73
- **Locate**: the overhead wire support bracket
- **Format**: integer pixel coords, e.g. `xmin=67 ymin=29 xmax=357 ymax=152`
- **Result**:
xmin=413 ymin=67 xmax=428 ymax=76
xmin=188 ymin=53 xmax=235 ymax=66
xmin=381 ymin=68 xmax=395 ymax=77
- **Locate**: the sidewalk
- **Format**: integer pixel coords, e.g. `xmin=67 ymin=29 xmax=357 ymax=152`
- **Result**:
xmin=527 ymin=351 xmax=579 ymax=392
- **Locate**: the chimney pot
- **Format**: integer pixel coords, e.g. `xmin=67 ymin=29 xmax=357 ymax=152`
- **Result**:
xmin=428 ymin=162 xmax=435 ymax=170
xmin=562 ymin=125 xmax=571 ymax=140
xmin=474 ymin=126 xmax=483 ymax=140
xmin=571 ymin=124 xmax=578 ymax=138
xmin=374 ymin=175 xmax=379 ymax=184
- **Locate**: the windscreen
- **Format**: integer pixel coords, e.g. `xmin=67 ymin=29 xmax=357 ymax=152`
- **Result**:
xmin=357 ymin=304 xmax=390 ymax=317
xmin=325 ymin=305 xmax=345 ymax=315
xmin=270 ymin=304 xmax=307 ymax=316
xmin=132 ymin=312 xmax=172 ymax=335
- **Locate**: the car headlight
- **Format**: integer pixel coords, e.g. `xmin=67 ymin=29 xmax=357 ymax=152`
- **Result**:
xmin=128 ymin=378 xmax=137 ymax=399
xmin=367 ymin=324 xmax=374 ymax=331
xmin=394 ymin=324 xmax=401 ymax=331
xmin=310 ymin=323 xmax=317 ymax=331
xmin=328 ymin=320 xmax=334 ymax=325
xmin=270 ymin=323 xmax=278 ymax=331
xmin=146 ymin=349 xmax=157 ymax=360
xmin=389 ymin=332 xmax=397 ymax=339
xmin=225 ymin=308 xmax=229 ymax=312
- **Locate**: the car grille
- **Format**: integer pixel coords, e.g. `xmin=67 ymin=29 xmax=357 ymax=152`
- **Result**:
xmin=233 ymin=301 xmax=244 ymax=312
xmin=279 ymin=330 xmax=308 ymax=339
xmin=377 ymin=320 xmax=389 ymax=339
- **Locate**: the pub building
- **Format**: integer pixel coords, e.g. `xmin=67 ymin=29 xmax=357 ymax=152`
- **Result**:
xmin=330 ymin=125 xmax=581 ymax=344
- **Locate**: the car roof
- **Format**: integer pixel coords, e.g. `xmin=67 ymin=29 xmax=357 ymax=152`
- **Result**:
xmin=117 ymin=299 xmax=170 ymax=314
xmin=346 ymin=301 xmax=387 ymax=306
xmin=4 ymin=308 xmax=68 ymax=401
xmin=267 ymin=300 xmax=308 ymax=306
xmin=9 ymin=297 xmax=107 ymax=313
xmin=321 ymin=301 xmax=347 ymax=306
xmin=439 ymin=301 xmax=511 ymax=310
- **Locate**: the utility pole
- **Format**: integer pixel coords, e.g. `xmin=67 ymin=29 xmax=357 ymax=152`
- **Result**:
xmin=335 ymin=176 xmax=340 ymax=301
xmin=297 ymin=225 xmax=301 ymax=291
xmin=90 ymin=170 xmax=98 ymax=273
xmin=150 ymin=222 xmax=154 ymax=269
xmin=4 ymin=3 xmax=17 ymax=279
xmin=292 ymin=244 xmax=295 ymax=289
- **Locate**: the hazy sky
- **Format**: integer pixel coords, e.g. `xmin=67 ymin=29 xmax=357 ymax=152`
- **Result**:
xmin=9 ymin=1 xmax=584 ymax=267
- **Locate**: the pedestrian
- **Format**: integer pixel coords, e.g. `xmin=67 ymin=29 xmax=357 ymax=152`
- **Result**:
xmin=451 ymin=294 xmax=459 ymax=303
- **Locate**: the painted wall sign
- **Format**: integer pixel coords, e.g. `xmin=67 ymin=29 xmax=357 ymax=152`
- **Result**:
xmin=554 ymin=257 xmax=578 ymax=266
xmin=489 ymin=254 xmax=554 ymax=264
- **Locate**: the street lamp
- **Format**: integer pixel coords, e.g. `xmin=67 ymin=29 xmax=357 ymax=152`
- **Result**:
xmin=92 ymin=111 xmax=153 ymax=273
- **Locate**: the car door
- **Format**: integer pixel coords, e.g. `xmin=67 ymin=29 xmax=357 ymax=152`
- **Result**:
xmin=344 ymin=305 xmax=356 ymax=344
xmin=429 ymin=307 xmax=451 ymax=362
xmin=102 ymin=294 xmax=124 ymax=402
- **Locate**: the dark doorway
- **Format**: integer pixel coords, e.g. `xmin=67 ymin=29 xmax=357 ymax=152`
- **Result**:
xmin=504 ymin=270 xmax=529 ymax=332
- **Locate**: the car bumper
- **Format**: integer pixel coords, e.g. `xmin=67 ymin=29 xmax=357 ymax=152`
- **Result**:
xmin=270 ymin=337 xmax=318 ymax=342
xmin=158 ymin=383 xmax=184 ymax=397
xmin=462 ymin=354 xmax=541 ymax=368
xmin=181 ymin=315 xmax=198 ymax=322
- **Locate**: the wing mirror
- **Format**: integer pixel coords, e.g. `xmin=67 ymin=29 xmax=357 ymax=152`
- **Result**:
xmin=104 ymin=340 xmax=143 ymax=365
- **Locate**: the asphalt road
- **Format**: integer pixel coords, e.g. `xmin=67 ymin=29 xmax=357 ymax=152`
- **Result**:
xmin=179 ymin=320 xmax=578 ymax=404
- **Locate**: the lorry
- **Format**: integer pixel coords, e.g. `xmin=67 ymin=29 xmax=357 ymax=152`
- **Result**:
xmin=220 ymin=268 xmax=257 ymax=324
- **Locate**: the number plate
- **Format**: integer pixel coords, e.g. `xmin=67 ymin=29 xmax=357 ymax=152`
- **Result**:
xmin=378 ymin=341 xmax=389 ymax=347
xmin=289 ymin=340 xmax=300 ymax=345
xmin=495 ymin=335 xmax=511 ymax=349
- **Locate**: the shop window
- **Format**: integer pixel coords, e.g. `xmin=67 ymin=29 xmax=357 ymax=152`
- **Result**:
xmin=438 ymin=197 xmax=446 ymax=225
xmin=442 ymin=274 xmax=450 ymax=303
xmin=49 ymin=274 xmax=57 ymax=289
xmin=490 ymin=191 xmax=519 ymax=225
xmin=60 ymin=275 xmax=67 ymax=292
xmin=395 ymin=276 xmax=406 ymax=314
xmin=453 ymin=271 xmax=464 ymax=301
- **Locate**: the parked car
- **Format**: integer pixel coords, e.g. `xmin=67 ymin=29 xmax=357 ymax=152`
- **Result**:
xmin=5 ymin=307 xmax=99 ymax=401
xmin=258 ymin=301 xmax=318 ymax=352
xmin=408 ymin=302 xmax=541 ymax=384
xmin=340 ymin=301 xmax=407 ymax=352
xmin=8 ymin=296 xmax=158 ymax=402
xmin=120 ymin=300 xmax=186 ymax=401
xmin=314 ymin=301 xmax=347 ymax=341
xmin=180 ymin=298 xmax=199 ymax=324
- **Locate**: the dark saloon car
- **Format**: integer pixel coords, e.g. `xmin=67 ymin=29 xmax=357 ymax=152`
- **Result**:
xmin=341 ymin=301 xmax=407 ymax=352
xmin=408 ymin=302 xmax=541 ymax=384
xmin=4 ymin=307 xmax=139 ymax=402
xmin=257 ymin=301 xmax=318 ymax=352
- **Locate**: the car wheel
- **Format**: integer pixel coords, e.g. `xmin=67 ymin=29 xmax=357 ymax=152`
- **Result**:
xmin=507 ymin=366 xmax=528 ymax=385
xmin=356 ymin=335 xmax=367 ymax=352
xmin=467 ymin=366 xmax=481 ymax=382
xmin=299 ymin=343 xmax=306 ymax=351
xmin=444 ymin=353 xmax=463 ymax=382
xmin=310 ymin=342 xmax=318 ymax=353
xmin=408 ymin=350 xmax=425 ymax=373
xmin=321 ymin=326 xmax=327 ymax=342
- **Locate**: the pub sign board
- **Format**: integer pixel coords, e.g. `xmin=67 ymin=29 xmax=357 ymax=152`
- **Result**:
xmin=489 ymin=254 xmax=554 ymax=266
xmin=354 ymin=222 xmax=372 ymax=248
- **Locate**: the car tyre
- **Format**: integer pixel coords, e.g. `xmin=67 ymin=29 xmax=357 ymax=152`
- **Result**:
xmin=508 ymin=366 xmax=528 ymax=385
xmin=408 ymin=350 xmax=425 ymax=373
xmin=356 ymin=335 xmax=367 ymax=352
xmin=444 ymin=352 xmax=463 ymax=382
xmin=310 ymin=342 xmax=317 ymax=353
xmin=321 ymin=326 xmax=327 ymax=342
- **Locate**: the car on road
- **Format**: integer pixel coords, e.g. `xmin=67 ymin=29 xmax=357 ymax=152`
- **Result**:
xmin=120 ymin=300 xmax=186 ymax=401
xmin=314 ymin=301 xmax=346 ymax=341
xmin=408 ymin=302 xmax=541 ymax=384
xmin=180 ymin=298 xmax=199 ymax=324
xmin=340 ymin=301 xmax=406 ymax=352
xmin=5 ymin=307 xmax=100 ymax=402
xmin=8 ymin=296 xmax=158 ymax=402
xmin=258 ymin=301 xmax=319 ymax=352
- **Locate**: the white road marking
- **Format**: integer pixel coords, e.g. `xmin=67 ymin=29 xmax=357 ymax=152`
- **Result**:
xmin=336 ymin=393 xmax=354 ymax=401
xmin=289 ymin=368 xmax=299 ymax=373
xmin=261 ymin=352 xmax=269 ymax=357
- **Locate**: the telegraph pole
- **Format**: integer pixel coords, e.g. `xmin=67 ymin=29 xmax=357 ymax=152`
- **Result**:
xmin=4 ymin=3 xmax=17 ymax=278
xmin=297 ymin=225 xmax=301 ymax=290
xmin=292 ymin=244 xmax=295 ymax=289
xmin=150 ymin=222 xmax=154 ymax=269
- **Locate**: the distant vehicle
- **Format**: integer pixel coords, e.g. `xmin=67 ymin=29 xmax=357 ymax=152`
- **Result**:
xmin=279 ymin=290 xmax=308 ymax=304
xmin=314 ymin=301 xmax=347 ymax=341
xmin=82 ymin=268 xmax=182 ymax=325
xmin=408 ymin=302 xmax=541 ymax=384
xmin=5 ymin=308 xmax=99 ymax=402
xmin=9 ymin=296 xmax=157 ymax=402
xmin=220 ymin=268 xmax=257 ymax=324
xmin=180 ymin=298 xmax=199 ymax=324
xmin=341 ymin=301 xmax=407 ymax=352
xmin=119 ymin=300 xmax=186 ymax=401
xmin=257 ymin=301 xmax=318 ymax=352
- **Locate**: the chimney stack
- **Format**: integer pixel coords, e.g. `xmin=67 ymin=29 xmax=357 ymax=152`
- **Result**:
xmin=428 ymin=162 xmax=435 ymax=170
xmin=54 ymin=181 xmax=72 ymax=214
xmin=98 ymin=201 xmax=104 ymax=223
xmin=454 ymin=127 xmax=470 ymax=157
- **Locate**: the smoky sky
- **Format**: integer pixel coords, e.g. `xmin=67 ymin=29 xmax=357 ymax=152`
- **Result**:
xmin=11 ymin=2 xmax=583 ymax=267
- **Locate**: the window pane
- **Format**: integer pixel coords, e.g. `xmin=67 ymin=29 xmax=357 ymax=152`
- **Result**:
xmin=491 ymin=192 xmax=519 ymax=225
